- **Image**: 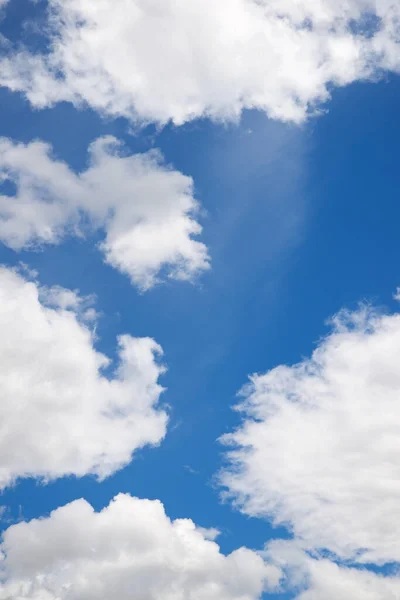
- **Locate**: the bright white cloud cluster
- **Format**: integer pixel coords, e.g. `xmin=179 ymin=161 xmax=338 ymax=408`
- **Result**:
xmin=0 ymin=266 xmax=168 ymax=488
xmin=0 ymin=136 xmax=209 ymax=290
xmin=0 ymin=493 xmax=280 ymax=600
xmin=0 ymin=0 xmax=399 ymax=124
xmin=220 ymin=303 xmax=400 ymax=566
xmin=267 ymin=540 xmax=400 ymax=600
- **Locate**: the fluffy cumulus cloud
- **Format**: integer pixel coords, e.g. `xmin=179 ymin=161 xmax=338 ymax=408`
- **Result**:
xmin=0 ymin=493 xmax=280 ymax=600
xmin=266 ymin=541 xmax=400 ymax=600
xmin=0 ymin=266 xmax=168 ymax=488
xmin=220 ymin=303 xmax=400 ymax=566
xmin=0 ymin=0 xmax=400 ymax=124
xmin=0 ymin=136 xmax=209 ymax=290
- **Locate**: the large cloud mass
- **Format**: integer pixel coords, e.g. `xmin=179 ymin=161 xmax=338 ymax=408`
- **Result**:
xmin=0 ymin=493 xmax=280 ymax=600
xmin=220 ymin=303 xmax=400 ymax=565
xmin=0 ymin=266 xmax=168 ymax=488
xmin=266 ymin=540 xmax=400 ymax=600
xmin=0 ymin=0 xmax=399 ymax=124
xmin=0 ymin=136 xmax=209 ymax=290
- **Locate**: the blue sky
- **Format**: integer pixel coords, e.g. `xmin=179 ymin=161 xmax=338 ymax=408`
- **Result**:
xmin=0 ymin=1 xmax=400 ymax=599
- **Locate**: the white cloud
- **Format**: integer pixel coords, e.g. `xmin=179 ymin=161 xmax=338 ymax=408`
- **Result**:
xmin=0 ymin=493 xmax=281 ymax=600
xmin=0 ymin=266 xmax=168 ymax=488
xmin=0 ymin=136 xmax=209 ymax=290
xmin=39 ymin=285 xmax=92 ymax=311
xmin=0 ymin=0 xmax=399 ymax=124
xmin=267 ymin=541 xmax=400 ymax=600
xmin=220 ymin=303 xmax=400 ymax=565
